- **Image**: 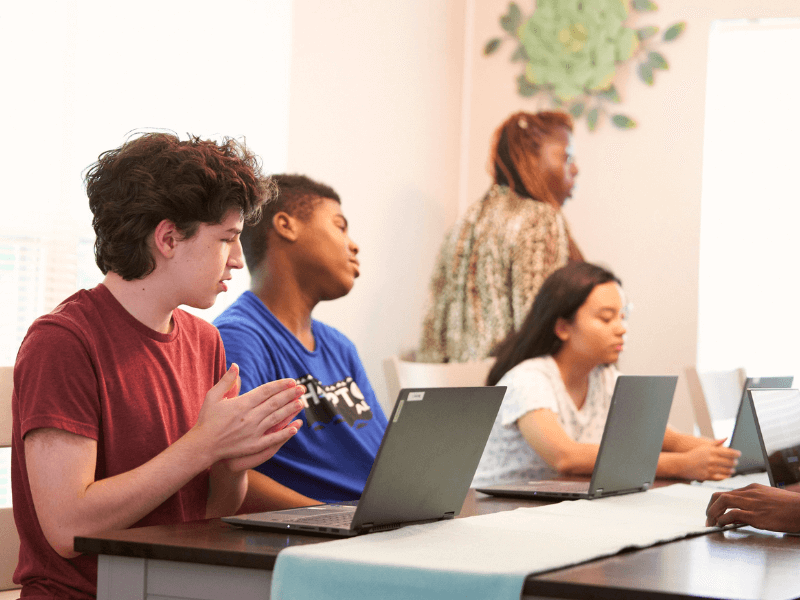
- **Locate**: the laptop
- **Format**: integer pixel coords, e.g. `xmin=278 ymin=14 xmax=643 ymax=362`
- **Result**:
xmin=223 ymin=386 xmax=506 ymax=536
xmin=747 ymin=388 xmax=800 ymax=488
xmin=475 ymin=375 xmax=678 ymax=500
xmin=729 ymin=376 xmax=793 ymax=474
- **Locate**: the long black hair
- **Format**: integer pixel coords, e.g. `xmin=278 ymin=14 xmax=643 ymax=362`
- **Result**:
xmin=486 ymin=262 xmax=621 ymax=386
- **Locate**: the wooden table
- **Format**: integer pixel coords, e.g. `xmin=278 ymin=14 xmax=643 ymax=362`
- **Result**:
xmin=75 ymin=488 xmax=800 ymax=600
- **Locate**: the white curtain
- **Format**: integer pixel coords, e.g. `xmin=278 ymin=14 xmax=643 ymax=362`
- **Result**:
xmin=0 ymin=0 xmax=293 ymax=366
xmin=697 ymin=18 xmax=800 ymax=379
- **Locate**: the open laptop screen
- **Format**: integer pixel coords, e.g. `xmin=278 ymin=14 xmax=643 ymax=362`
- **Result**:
xmin=748 ymin=388 xmax=800 ymax=488
xmin=730 ymin=376 xmax=793 ymax=474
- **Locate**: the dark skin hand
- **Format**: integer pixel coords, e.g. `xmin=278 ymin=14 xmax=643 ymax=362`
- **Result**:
xmin=705 ymin=483 xmax=800 ymax=532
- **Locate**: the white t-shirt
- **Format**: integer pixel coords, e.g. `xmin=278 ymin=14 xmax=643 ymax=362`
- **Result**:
xmin=472 ymin=355 xmax=619 ymax=487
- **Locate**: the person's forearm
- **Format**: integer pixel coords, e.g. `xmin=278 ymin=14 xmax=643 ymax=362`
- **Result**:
xmin=236 ymin=469 xmax=319 ymax=514
xmin=38 ymin=428 xmax=215 ymax=558
xmin=552 ymin=444 xmax=600 ymax=476
xmin=655 ymin=451 xmax=686 ymax=479
xmin=662 ymin=426 xmax=709 ymax=452
xmin=517 ymin=410 xmax=600 ymax=476
xmin=206 ymin=462 xmax=248 ymax=519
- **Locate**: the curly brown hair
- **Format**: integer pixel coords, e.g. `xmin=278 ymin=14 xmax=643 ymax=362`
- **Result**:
xmin=85 ymin=132 xmax=275 ymax=280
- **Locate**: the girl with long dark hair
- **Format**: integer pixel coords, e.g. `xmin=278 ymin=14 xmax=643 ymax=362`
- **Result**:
xmin=473 ymin=262 xmax=740 ymax=486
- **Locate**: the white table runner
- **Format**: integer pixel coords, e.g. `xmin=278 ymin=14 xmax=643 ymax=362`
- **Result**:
xmin=271 ymin=484 xmax=727 ymax=600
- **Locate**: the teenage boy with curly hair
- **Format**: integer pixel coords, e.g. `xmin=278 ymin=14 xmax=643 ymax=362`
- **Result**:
xmin=11 ymin=133 xmax=306 ymax=599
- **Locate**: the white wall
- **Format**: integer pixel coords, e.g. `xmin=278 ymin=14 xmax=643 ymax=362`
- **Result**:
xmin=466 ymin=0 xmax=800 ymax=432
xmin=286 ymin=1 xmax=467 ymax=413
xmin=287 ymin=0 xmax=800 ymax=429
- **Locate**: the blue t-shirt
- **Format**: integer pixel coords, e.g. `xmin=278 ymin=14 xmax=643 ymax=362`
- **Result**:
xmin=214 ymin=291 xmax=387 ymax=502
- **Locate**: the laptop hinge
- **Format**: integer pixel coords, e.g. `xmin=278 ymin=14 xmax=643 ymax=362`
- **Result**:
xmin=594 ymin=488 xmax=603 ymax=496
xmin=444 ymin=512 xmax=455 ymax=519
xmin=643 ymin=482 xmax=651 ymax=490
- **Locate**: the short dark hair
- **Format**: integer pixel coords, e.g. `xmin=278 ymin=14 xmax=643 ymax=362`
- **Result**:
xmin=486 ymin=262 xmax=621 ymax=386
xmin=240 ymin=173 xmax=340 ymax=272
xmin=85 ymin=132 xmax=274 ymax=280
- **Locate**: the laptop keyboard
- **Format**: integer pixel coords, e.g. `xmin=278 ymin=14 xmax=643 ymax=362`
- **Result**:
xmin=295 ymin=512 xmax=355 ymax=527
xmin=261 ymin=507 xmax=356 ymax=527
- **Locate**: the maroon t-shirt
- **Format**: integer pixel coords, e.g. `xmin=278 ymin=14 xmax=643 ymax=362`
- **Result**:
xmin=11 ymin=285 xmax=226 ymax=599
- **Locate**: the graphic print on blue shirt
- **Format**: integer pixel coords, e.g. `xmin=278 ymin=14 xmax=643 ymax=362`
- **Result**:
xmin=298 ymin=374 xmax=374 ymax=430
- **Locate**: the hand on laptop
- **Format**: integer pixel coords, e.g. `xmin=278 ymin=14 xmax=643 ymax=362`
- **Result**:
xmin=678 ymin=439 xmax=740 ymax=481
xmin=705 ymin=483 xmax=800 ymax=532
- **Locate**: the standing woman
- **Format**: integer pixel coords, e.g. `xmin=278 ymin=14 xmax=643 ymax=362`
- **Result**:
xmin=418 ymin=111 xmax=582 ymax=363
xmin=472 ymin=262 xmax=741 ymax=487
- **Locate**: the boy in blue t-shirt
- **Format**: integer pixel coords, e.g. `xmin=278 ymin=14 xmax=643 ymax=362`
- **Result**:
xmin=214 ymin=174 xmax=388 ymax=506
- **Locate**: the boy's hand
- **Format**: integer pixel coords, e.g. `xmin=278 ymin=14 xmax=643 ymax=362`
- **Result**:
xmin=195 ymin=364 xmax=304 ymax=469
xmin=223 ymin=416 xmax=304 ymax=473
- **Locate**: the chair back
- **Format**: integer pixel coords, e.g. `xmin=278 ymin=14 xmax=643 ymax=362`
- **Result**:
xmin=685 ymin=366 xmax=746 ymax=439
xmin=382 ymin=356 xmax=496 ymax=412
xmin=0 ymin=365 xmax=21 ymax=592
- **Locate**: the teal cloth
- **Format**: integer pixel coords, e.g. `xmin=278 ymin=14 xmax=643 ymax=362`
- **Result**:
xmin=272 ymin=554 xmax=523 ymax=600
xmin=270 ymin=484 xmax=727 ymax=600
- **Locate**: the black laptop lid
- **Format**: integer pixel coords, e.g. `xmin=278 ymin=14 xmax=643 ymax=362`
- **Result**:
xmin=589 ymin=375 xmax=677 ymax=494
xmin=748 ymin=388 xmax=800 ymax=488
xmin=730 ymin=377 xmax=793 ymax=474
xmin=351 ymin=386 xmax=506 ymax=530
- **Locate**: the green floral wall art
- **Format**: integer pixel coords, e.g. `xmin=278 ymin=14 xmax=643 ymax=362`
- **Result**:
xmin=485 ymin=0 xmax=686 ymax=130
